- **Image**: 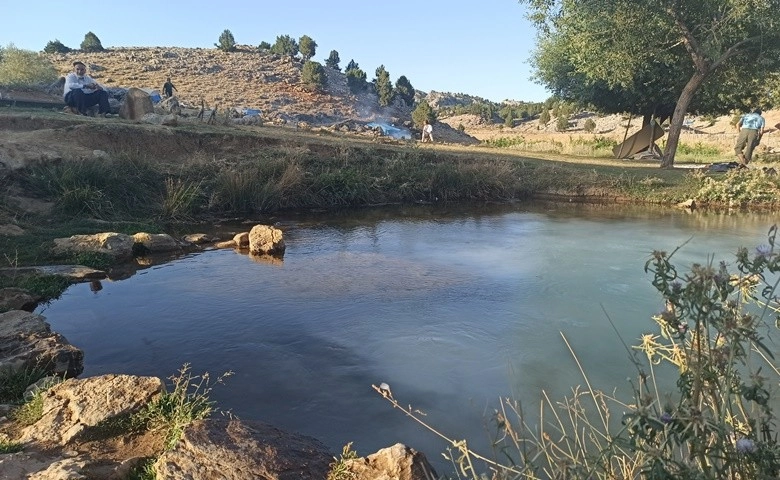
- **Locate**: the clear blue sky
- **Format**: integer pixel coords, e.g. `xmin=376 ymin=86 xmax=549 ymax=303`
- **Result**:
xmin=2 ymin=1 xmax=550 ymax=103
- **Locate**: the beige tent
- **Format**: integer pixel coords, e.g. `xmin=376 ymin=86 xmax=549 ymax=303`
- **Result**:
xmin=613 ymin=120 xmax=665 ymax=158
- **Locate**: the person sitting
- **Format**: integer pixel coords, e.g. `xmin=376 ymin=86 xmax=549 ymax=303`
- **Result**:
xmin=63 ymin=61 xmax=111 ymax=117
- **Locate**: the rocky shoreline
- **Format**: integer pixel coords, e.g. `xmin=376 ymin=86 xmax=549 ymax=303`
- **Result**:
xmin=0 ymin=229 xmax=439 ymax=479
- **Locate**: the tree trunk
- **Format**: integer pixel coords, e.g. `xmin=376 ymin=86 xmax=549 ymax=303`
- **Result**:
xmin=660 ymin=73 xmax=708 ymax=168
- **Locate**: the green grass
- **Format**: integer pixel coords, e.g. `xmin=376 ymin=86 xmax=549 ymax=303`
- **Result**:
xmin=0 ymin=365 xmax=50 ymax=403
xmin=10 ymin=391 xmax=44 ymax=426
xmin=0 ymin=438 xmax=23 ymax=454
xmin=126 ymin=457 xmax=157 ymax=480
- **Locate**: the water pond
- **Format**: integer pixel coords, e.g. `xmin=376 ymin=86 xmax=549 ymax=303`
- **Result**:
xmin=37 ymin=202 xmax=780 ymax=473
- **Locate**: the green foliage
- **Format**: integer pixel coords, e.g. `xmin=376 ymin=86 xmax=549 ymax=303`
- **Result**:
xmin=503 ymin=109 xmax=516 ymax=127
xmin=0 ymin=365 xmax=49 ymax=403
xmin=299 ymin=35 xmax=317 ymax=61
xmin=694 ymin=169 xmax=780 ymax=206
xmin=127 ymin=457 xmax=157 ymax=480
xmin=160 ymin=177 xmax=202 ymax=221
xmin=215 ymin=29 xmax=236 ymax=52
xmin=412 ymin=100 xmax=435 ymax=128
xmin=7 ymin=274 xmax=71 ymax=302
xmin=583 ymin=117 xmax=597 ymax=132
xmin=258 ymin=41 xmax=271 ymax=51
xmin=555 ymin=114 xmax=570 ymax=132
xmin=43 ymin=39 xmax=71 ymax=54
xmin=10 ymin=390 xmax=45 ymax=426
xmin=301 ymin=60 xmax=327 ymax=92
xmin=327 ymin=442 xmax=359 ymax=480
xmin=394 ymin=75 xmax=414 ymax=107
xmin=374 ymin=65 xmax=393 ymax=107
xmin=457 ymin=123 xmax=465 ymax=132
xmin=133 ymin=364 xmax=232 ymax=450
xmin=345 ymin=65 xmax=366 ymax=94
xmin=270 ymin=35 xmax=298 ymax=57
xmin=539 ymin=109 xmax=550 ymax=125
xmin=0 ymin=437 xmax=23 ymax=454
xmin=0 ymin=44 xmax=57 ymax=87
xmin=345 ymin=59 xmax=358 ymax=71
xmin=325 ymin=50 xmax=341 ymax=71
xmin=675 ymin=142 xmax=720 ymax=157
xmin=80 ymin=31 xmax=104 ymax=52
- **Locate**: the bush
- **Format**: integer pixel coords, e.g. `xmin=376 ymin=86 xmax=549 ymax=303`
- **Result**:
xmin=80 ymin=32 xmax=104 ymax=52
xmin=555 ymin=114 xmax=569 ymax=132
xmin=583 ymin=118 xmax=597 ymax=132
xmin=258 ymin=41 xmax=271 ymax=51
xmin=0 ymin=44 xmax=57 ymax=87
xmin=345 ymin=67 xmax=366 ymax=93
xmin=412 ymin=100 xmax=436 ymax=128
xmin=43 ymin=39 xmax=71 ymax=54
xmin=539 ymin=109 xmax=551 ymax=126
xmin=270 ymin=35 xmax=298 ymax=56
xmin=215 ymin=29 xmax=236 ymax=52
xmin=301 ymin=60 xmax=326 ymax=92
xmin=325 ymin=50 xmax=340 ymax=70
xmin=299 ymin=35 xmax=316 ymax=61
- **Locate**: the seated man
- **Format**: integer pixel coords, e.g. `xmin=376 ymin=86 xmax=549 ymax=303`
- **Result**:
xmin=63 ymin=61 xmax=111 ymax=117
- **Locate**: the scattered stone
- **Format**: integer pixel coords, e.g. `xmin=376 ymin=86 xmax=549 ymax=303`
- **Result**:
xmin=119 ymin=87 xmax=154 ymax=121
xmin=677 ymin=199 xmax=696 ymax=209
xmin=0 ymin=287 xmax=42 ymax=311
xmin=0 ymin=223 xmax=24 ymax=236
xmin=344 ymin=443 xmax=439 ymax=480
xmin=214 ymin=240 xmax=238 ymax=249
xmin=182 ymin=233 xmax=217 ymax=244
xmin=132 ymin=232 xmax=183 ymax=253
xmin=233 ymin=232 xmax=249 ymax=248
xmin=52 ymin=232 xmax=135 ymax=261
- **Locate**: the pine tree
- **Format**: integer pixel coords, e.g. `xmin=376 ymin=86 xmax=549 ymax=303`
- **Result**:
xmin=374 ymin=65 xmax=393 ymax=107
xmin=80 ymin=32 xmax=104 ymax=52
xmin=325 ymin=50 xmax=341 ymax=71
xmin=412 ymin=101 xmax=436 ymax=128
xmin=44 ymin=39 xmax=71 ymax=54
xmin=270 ymin=35 xmax=298 ymax=57
xmin=301 ymin=60 xmax=326 ymax=91
xmin=215 ymin=29 xmax=237 ymax=52
xmin=299 ymin=35 xmax=317 ymax=61
xmin=394 ymin=75 xmax=414 ymax=106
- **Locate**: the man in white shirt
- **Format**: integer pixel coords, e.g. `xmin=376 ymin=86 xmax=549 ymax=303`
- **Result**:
xmin=63 ymin=61 xmax=111 ymax=117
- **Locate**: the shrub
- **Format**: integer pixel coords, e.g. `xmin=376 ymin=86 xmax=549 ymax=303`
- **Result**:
xmin=694 ymin=168 xmax=780 ymax=206
xmin=301 ymin=60 xmax=326 ymax=92
xmin=80 ymin=32 xmax=104 ymax=52
xmin=583 ymin=118 xmax=597 ymax=132
xmin=215 ymin=29 xmax=236 ymax=52
xmin=412 ymin=100 xmax=435 ymax=129
xmin=43 ymin=39 xmax=71 ymax=54
xmin=0 ymin=44 xmax=57 ymax=87
xmin=374 ymin=65 xmax=393 ymax=107
xmin=555 ymin=114 xmax=569 ymax=132
xmin=345 ymin=66 xmax=366 ymax=93
xmin=539 ymin=109 xmax=551 ymax=126
xmin=257 ymin=41 xmax=271 ymax=51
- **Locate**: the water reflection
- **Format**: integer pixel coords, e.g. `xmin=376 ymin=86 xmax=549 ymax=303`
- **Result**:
xmin=38 ymin=202 xmax=780 ymax=474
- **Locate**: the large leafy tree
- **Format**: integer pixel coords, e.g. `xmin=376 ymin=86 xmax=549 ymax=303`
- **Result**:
xmin=299 ymin=35 xmax=317 ymax=61
xmin=394 ymin=75 xmax=415 ymax=106
xmin=523 ymin=0 xmax=780 ymax=168
xmin=374 ymin=65 xmax=393 ymax=107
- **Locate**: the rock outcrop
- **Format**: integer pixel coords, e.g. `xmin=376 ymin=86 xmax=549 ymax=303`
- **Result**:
xmin=248 ymin=224 xmax=285 ymax=256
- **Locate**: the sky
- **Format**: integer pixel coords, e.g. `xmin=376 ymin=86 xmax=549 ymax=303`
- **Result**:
xmin=1 ymin=1 xmax=551 ymax=104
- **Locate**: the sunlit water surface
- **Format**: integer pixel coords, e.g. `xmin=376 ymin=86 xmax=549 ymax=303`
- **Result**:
xmin=37 ymin=203 xmax=780 ymax=473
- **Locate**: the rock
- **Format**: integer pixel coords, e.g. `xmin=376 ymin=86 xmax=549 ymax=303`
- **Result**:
xmin=0 ymin=287 xmax=42 ymax=311
xmin=52 ymin=232 xmax=135 ymax=261
xmin=214 ymin=240 xmax=237 ymax=249
xmin=154 ymin=418 xmax=332 ymax=480
xmin=344 ymin=443 xmax=438 ymax=480
xmin=119 ymin=87 xmax=154 ymax=121
xmin=0 ymin=223 xmax=24 ymax=236
xmin=132 ymin=232 xmax=183 ymax=253
xmin=0 ymin=452 xmax=89 ymax=480
xmin=181 ymin=233 xmax=217 ymax=245
xmin=677 ymin=199 xmax=696 ymax=209
xmin=0 ymin=310 xmax=83 ymax=378
xmin=233 ymin=232 xmax=249 ymax=248
xmin=248 ymin=225 xmax=285 ymax=256
xmin=20 ymin=374 xmax=164 ymax=446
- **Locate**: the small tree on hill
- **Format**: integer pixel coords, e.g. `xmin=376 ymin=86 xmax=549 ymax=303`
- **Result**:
xmin=80 ymin=32 xmax=104 ymax=52
xmin=43 ymin=39 xmax=71 ymax=54
xmin=301 ymin=60 xmax=326 ymax=92
xmin=556 ymin=115 xmax=570 ymax=132
xmin=325 ymin=50 xmax=341 ymax=71
xmin=503 ymin=109 xmax=516 ymax=128
xmin=539 ymin=109 xmax=551 ymax=126
xmin=270 ymin=35 xmax=298 ymax=57
xmin=215 ymin=29 xmax=237 ymax=52
xmin=258 ymin=41 xmax=271 ymax=51
xmin=345 ymin=61 xmax=366 ymax=93
xmin=412 ymin=100 xmax=436 ymax=128
xmin=583 ymin=118 xmax=597 ymax=133
xmin=345 ymin=59 xmax=359 ymax=72
xmin=374 ymin=65 xmax=393 ymax=107
xmin=299 ymin=35 xmax=317 ymax=61
xmin=394 ymin=75 xmax=414 ymax=106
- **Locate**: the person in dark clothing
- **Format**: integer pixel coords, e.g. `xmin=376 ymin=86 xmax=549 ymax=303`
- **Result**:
xmin=162 ymin=77 xmax=177 ymax=98
xmin=63 ymin=61 xmax=111 ymax=116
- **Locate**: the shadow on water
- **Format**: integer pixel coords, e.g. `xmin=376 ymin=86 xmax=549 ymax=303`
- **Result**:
xmin=37 ymin=201 xmax=780 ymax=474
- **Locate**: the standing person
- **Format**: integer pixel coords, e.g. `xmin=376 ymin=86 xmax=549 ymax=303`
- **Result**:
xmin=63 ymin=61 xmax=111 ymax=117
xmin=162 ymin=77 xmax=177 ymax=98
xmin=422 ymin=121 xmax=434 ymax=143
xmin=734 ymin=108 xmax=766 ymax=166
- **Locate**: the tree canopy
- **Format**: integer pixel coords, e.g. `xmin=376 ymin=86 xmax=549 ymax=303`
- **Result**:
xmin=270 ymin=35 xmax=298 ymax=57
xmin=394 ymin=75 xmax=415 ymax=106
xmin=299 ymin=35 xmax=317 ymax=61
xmin=374 ymin=65 xmax=393 ymax=107
xmin=215 ymin=29 xmax=237 ymax=52
xmin=523 ymin=0 xmax=780 ymax=167
xmin=325 ymin=50 xmax=341 ymax=71
xmin=301 ymin=60 xmax=326 ymax=91
xmin=80 ymin=32 xmax=104 ymax=52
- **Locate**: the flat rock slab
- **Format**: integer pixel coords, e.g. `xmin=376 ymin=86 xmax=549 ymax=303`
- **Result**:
xmin=0 ymin=265 xmax=106 ymax=282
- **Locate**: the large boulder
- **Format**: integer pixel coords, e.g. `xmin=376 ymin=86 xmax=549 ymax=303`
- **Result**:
xmin=20 ymin=374 xmax=164 ymax=446
xmin=52 ymin=232 xmax=135 ymax=261
xmin=154 ymin=418 xmax=332 ymax=479
xmin=119 ymin=87 xmax=154 ymax=121
xmin=345 ymin=443 xmax=439 ymax=480
xmin=0 ymin=310 xmax=83 ymax=378
xmin=248 ymin=225 xmax=285 ymax=256
xmin=0 ymin=287 xmax=42 ymax=311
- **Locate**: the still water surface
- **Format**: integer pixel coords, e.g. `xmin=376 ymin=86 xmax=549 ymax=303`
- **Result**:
xmin=37 ymin=203 xmax=779 ymax=472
